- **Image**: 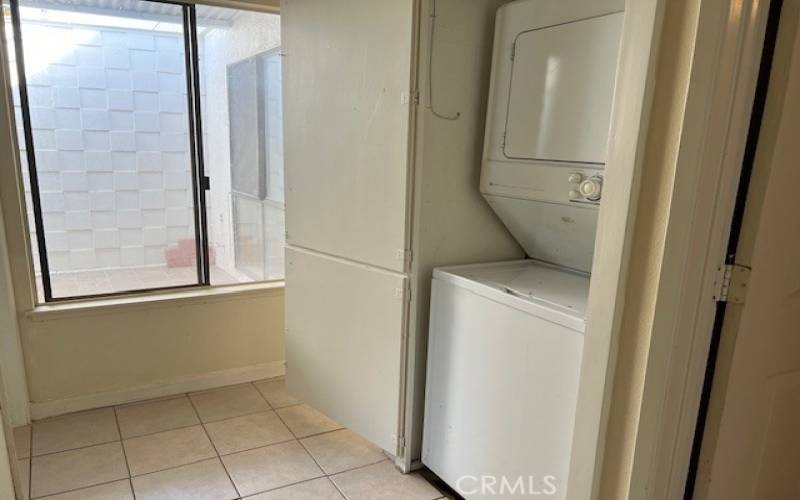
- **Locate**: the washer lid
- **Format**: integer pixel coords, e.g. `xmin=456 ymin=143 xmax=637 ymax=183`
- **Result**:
xmin=433 ymin=260 xmax=590 ymax=332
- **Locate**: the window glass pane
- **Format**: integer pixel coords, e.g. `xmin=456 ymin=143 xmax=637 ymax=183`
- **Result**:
xmin=197 ymin=7 xmax=284 ymax=284
xmin=5 ymin=0 xmax=201 ymax=300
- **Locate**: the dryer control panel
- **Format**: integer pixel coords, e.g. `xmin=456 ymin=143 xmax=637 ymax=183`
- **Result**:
xmin=568 ymin=173 xmax=603 ymax=204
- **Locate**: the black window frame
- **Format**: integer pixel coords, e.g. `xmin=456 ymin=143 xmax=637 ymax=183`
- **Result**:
xmin=6 ymin=0 xmax=212 ymax=303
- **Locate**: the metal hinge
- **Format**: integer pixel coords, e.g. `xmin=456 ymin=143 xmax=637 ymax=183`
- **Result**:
xmin=394 ymin=280 xmax=411 ymax=301
xmin=397 ymin=249 xmax=413 ymax=266
xmin=201 ymin=175 xmax=210 ymax=190
xmin=393 ymin=435 xmax=406 ymax=456
xmin=713 ymin=263 xmax=751 ymax=304
xmin=401 ymin=91 xmax=419 ymax=106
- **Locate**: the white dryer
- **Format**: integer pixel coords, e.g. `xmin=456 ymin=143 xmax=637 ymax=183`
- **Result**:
xmin=481 ymin=0 xmax=624 ymax=273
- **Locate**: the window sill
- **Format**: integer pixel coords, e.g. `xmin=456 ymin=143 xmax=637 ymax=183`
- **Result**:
xmin=26 ymin=281 xmax=285 ymax=322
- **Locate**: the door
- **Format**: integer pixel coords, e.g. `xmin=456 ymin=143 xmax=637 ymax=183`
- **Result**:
xmin=692 ymin=7 xmax=800 ymax=498
xmin=281 ymin=0 xmax=415 ymax=455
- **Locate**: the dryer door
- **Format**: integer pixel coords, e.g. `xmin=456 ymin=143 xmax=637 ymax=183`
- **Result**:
xmin=503 ymin=12 xmax=623 ymax=164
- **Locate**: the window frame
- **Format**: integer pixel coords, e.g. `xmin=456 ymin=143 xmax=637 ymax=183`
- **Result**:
xmin=6 ymin=0 xmax=214 ymax=303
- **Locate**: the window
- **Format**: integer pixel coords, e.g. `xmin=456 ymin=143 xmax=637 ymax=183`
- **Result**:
xmin=2 ymin=0 xmax=283 ymax=302
xmin=224 ymin=48 xmax=284 ymax=281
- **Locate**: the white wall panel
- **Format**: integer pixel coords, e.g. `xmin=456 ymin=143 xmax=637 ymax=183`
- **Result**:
xmin=285 ymin=247 xmax=406 ymax=453
xmin=282 ymin=0 xmax=414 ymax=272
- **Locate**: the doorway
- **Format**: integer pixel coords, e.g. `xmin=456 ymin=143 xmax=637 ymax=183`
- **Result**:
xmin=685 ymin=0 xmax=800 ymax=497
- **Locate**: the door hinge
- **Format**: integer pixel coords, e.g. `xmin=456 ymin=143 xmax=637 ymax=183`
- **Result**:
xmin=393 ymin=435 xmax=406 ymax=456
xmin=713 ymin=263 xmax=751 ymax=304
xmin=201 ymin=175 xmax=210 ymax=190
xmin=397 ymin=249 xmax=412 ymax=265
xmin=395 ymin=281 xmax=411 ymax=301
xmin=401 ymin=91 xmax=419 ymax=106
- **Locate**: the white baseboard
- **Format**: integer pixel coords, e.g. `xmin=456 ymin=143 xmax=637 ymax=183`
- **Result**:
xmin=30 ymin=361 xmax=286 ymax=420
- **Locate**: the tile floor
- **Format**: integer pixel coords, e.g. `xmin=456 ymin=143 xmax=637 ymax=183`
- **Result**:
xmin=13 ymin=377 xmax=451 ymax=500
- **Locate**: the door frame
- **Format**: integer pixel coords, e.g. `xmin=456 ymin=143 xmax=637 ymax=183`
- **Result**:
xmin=565 ymin=0 xmax=666 ymax=497
xmin=589 ymin=0 xmax=780 ymax=499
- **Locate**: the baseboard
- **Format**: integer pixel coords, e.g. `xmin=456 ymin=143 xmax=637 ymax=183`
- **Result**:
xmin=29 ymin=361 xmax=286 ymax=420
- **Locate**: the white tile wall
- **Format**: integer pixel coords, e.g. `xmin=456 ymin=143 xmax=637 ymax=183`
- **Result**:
xmin=18 ymin=24 xmax=195 ymax=272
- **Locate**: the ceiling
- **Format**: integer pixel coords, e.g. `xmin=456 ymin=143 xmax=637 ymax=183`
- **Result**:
xmin=19 ymin=0 xmax=244 ymax=24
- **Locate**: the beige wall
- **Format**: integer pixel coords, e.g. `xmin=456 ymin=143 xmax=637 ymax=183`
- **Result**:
xmin=405 ymin=0 xmax=524 ymax=462
xmin=0 ymin=410 xmax=18 ymax=500
xmin=598 ymin=0 xmax=702 ymax=497
xmin=21 ymin=290 xmax=284 ymax=413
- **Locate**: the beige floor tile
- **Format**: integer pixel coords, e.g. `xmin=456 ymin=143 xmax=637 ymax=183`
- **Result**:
xmin=14 ymin=425 xmax=31 ymax=459
xmin=276 ymin=404 xmax=342 ymax=438
xmin=38 ymin=479 xmax=134 ymax=499
xmin=222 ymin=440 xmax=323 ymax=497
xmin=245 ymin=477 xmax=344 ymax=499
xmin=331 ymin=461 xmax=441 ymax=500
xmin=18 ymin=458 xmax=29 ymax=500
xmin=30 ymin=442 xmax=129 ymax=498
xmin=205 ymin=411 xmax=294 ymax=455
xmin=131 ymin=458 xmax=237 ymax=500
xmin=116 ymin=396 xmax=200 ymax=438
xmin=32 ymin=408 xmax=120 ymax=456
xmin=254 ymin=378 xmax=302 ymax=409
xmin=189 ymin=384 xmax=271 ymax=423
xmin=301 ymin=429 xmax=385 ymax=474
xmin=123 ymin=425 xmax=216 ymax=476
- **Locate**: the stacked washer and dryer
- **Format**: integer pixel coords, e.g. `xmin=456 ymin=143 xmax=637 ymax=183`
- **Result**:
xmin=422 ymin=0 xmax=624 ymax=498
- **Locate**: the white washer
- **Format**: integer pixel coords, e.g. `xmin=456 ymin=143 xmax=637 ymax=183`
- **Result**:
xmin=423 ymin=260 xmax=588 ymax=499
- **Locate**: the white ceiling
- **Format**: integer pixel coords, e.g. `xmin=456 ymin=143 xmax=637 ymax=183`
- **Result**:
xmin=20 ymin=0 xmax=242 ymax=23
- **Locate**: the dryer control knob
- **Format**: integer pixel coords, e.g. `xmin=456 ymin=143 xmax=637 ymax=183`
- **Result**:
xmin=568 ymin=173 xmax=584 ymax=184
xmin=579 ymin=176 xmax=603 ymax=201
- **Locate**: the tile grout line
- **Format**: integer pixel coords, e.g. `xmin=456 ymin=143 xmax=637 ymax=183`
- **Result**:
xmin=112 ymin=426 xmax=346 ymax=484
xmin=24 ymin=379 xmax=285 ymax=498
xmin=251 ymin=381 xmax=368 ymax=500
xmin=128 ymin=457 xmax=222 ymax=481
xmin=238 ymin=475 xmax=334 ymax=499
xmin=217 ymin=437 xmax=297 ymax=458
xmin=248 ymin=382 xmax=341 ymax=498
xmin=113 ymin=406 xmax=137 ymax=500
xmin=237 ymin=458 xmax=393 ymax=500
xmin=30 ymin=477 xmax=136 ymax=500
xmin=31 ymin=378 xmax=399 ymax=499
xmin=27 ymin=398 xmax=294 ymax=460
xmin=29 ymin=375 xmax=285 ymax=430
xmin=266 ymin=393 xmax=350 ymax=498
xmin=28 ymin=437 xmax=120 ymax=460
xmin=186 ymin=389 xmax=242 ymax=499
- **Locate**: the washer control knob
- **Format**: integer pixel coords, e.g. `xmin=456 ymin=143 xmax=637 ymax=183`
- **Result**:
xmin=569 ymin=189 xmax=581 ymax=200
xmin=568 ymin=173 xmax=584 ymax=184
xmin=579 ymin=176 xmax=603 ymax=201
